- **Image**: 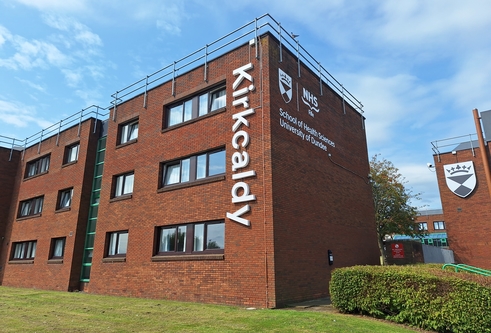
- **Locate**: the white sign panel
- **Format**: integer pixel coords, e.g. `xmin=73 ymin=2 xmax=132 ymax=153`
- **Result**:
xmin=444 ymin=161 xmax=476 ymax=198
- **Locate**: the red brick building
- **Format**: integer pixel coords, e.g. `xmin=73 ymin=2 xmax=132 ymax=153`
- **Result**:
xmin=0 ymin=17 xmax=379 ymax=308
xmin=394 ymin=209 xmax=449 ymax=247
xmin=431 ymin=109 xmax=491 ymax=269
xmin=0 ymin=119 xmax=100 ymax=290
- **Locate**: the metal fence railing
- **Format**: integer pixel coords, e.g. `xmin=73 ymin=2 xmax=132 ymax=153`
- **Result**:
xmin=431 ymin=134 xmax=478 ymax=162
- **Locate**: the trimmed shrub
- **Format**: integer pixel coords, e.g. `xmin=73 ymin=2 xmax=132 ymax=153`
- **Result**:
xmin=330 ymin=265 xmax=491 ymax=333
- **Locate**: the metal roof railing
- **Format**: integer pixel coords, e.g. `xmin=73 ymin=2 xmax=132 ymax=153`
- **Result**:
xmin=110 ymin=14 xmax=364 ymax=117
xmin=1 ymin=13 xmax=364 ymax=161
xmin=431 ymin=134 xmax=478 ymax=162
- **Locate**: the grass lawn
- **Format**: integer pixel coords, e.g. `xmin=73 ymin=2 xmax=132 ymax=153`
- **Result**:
xmin=0 ymin=286 xmax=425 ymax=332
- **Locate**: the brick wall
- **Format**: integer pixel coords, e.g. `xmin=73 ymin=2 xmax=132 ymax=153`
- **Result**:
xmin=0 ymin=119 xmax=100 ymax=290
xmin=434 ymin=146 xmax=491 ymax=269
xmin=0 ymin=147 xmax=21 ymax=282
xmin=415 ymin=211 xmax=445 ymax=233
xmin=268 ymin=36 xmax=380 ymax=306
xmin=87 ymin=38 xmax=273 ymax=307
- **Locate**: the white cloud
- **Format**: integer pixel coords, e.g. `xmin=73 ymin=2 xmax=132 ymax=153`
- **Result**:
xmin=42 ymin=14 xmax=102 ymax=47
xmin=0 ymin=29 xmax=70 ymax=70
xmin=15 ymin=77 xmax=46 ymax=92
xmin=14 ymin=0 xmax=88 ymax=12
xmin=0 ymin=99 xmax=52 ymax=128
xmin=62 ymin=68 xmax=83 ymax=87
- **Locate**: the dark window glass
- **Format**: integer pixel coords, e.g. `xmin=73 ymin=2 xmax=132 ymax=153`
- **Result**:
xmin=65 ymin=143 xmax=79 ymax=163
xmin=433 ymin=221 xmax=445 ymax=230
xmin=165 ymin=86 xmax=225 ymax=128
xmin=162 ymin=149 xmax=224 ymax=187
xmin=156 ymin=221 xmax=224 ymax=255
xmin=119 ymin=120 xmax=138 ymax=144
xmin=12 ymin=241 xmax=37 ymax=260
xmin=19 ymin=196 xmax=44 ymax=217
xmin=114 ymin=172 xmax=134 ymax=197
xmin=51 ymin=238 xmax=66 ymax=259
xmin=25 ymin=155 xmax=50 ymax=178
xmin=58 ymin=188 xmax=73 ymax=209
xmin=107 ymin=231 xmax=128 ymax=256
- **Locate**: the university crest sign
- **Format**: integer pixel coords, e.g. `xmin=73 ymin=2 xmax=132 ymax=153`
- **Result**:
xmin=278 ymin=68 xmax=292 ymax=103
xmin=444 ymin=161 xmax=476 ymax=198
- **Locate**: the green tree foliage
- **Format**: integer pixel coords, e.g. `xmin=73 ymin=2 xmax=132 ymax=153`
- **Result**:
xmin=369 ymin=155 xmax=425 ymax=264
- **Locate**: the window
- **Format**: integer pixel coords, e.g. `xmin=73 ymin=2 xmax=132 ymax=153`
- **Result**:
xmin=113 ymin=172 xmax=134 ymax=197
xmin=18 ymin=196 xmax=44 ymax=217
xmin=162 ymin=149 xmax=225 ymax=186
xmin=156 ymin=221 xmax=224 ymax=255
xmin=50 ymin=238 xmax=66 ymax=259
xmin=25 ymin=155 xmax=50 ymax=178
xmin=165 ymin=86 xmax=226 ymax=127
xmin=107 ymin=231 xmax=128 ymax=257
xmin=64 ymin=143 xmax=79 ymax=164
xmin=57 ymin=188 xmax=73 ymax=210
xmin=11 ymin=241 xmax=37 ymax=260
xmin=418 ymin=222 xmax=428 ymax=231
xmin=119 ymin=119 xmax=138 ymax=144
xmin=433 ymin=221 xmax=446 ymax=230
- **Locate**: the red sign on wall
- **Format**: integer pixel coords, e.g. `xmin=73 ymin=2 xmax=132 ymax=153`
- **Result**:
xmin=391 ymin=243 xmax=405 ymax=259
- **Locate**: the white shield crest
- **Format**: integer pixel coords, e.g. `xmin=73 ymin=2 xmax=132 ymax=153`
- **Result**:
xmin=444 ymin=161 xmax=476 ymax=198
xmin=278 ymin=68 xmax=292 ymax=103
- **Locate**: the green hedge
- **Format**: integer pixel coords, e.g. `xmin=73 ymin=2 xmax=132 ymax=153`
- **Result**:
xmin=330 ymin=265 xmax=491 ymax=333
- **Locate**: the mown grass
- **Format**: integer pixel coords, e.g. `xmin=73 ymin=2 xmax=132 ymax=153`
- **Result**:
xmin=0 ymin=286 xmax=425 ymax=332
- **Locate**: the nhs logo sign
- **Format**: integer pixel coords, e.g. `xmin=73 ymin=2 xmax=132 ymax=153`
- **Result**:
xmin=301 ymin=88 xmax=319 ymax=117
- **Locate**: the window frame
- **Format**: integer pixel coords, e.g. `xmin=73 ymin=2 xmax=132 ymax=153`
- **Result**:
xmin=418 ymin=222 xmax=428 ymax=231
xmin=113 ymin=172 xmax=134 ymax=198
xmin=106 ymin=230 xmax=129 ymax=257
xmin=64 ymin=142 xmax=80 ymax=164
xmin=164 ymin=85 xmax=226 ymax=128
xmin=18 ymin=196 xmax=44 ymax=218
xmin=57 ymin=188 xmax=73 ymax=210
xmin=50 ymin=237 xmax=66 ymax=259
xmin=155 ymin=220 xmax=225 ymax=256
xmin=161 ymin=148 xmax=225 ymax=188
xmin=118 ymin=119 xmax=139 ymax=145
xmin=433 ymin=221 xmax=446 ymax=230
xmin=11 ymin=240 xmax=37 ymax=260
xmin=25 ymin=154 xmax=50 ymax=178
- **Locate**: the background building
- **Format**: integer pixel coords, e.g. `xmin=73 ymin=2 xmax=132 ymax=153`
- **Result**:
xmin=0 ymin=15 xmax=380 ymax=308
xmin=393 ymin=209 xmax=449 ymax=247
xmin=431 ymin=109 xmax=491 ymax=269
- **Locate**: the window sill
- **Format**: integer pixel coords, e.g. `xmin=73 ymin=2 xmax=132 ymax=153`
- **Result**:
xmin=62 ymin=160 xmax=78 ymax=168
xmin=109 ymin=194 xmax=133 ymax=203
xmin=16 ymin=213 xmax=42 ymax=221
xmin=116 ymin=139 xmax=137 ymax=149
xmin=47 ymin=259 xmax=64 ymax=264
xmin=8 ymin=259 xmax=34 ymax=264
xmin=55 ymin=207 xmax=71 ymax=214
xmin=151 ymin=254 xmax=224 ymax=262
xmin=158 ymin=175 xmax=225 ymax=193
xmin=23 ymin=171 xmax=49 ymax=181
xmin=161 ymin=107 xmax=226 ymax=133
xmin=102 ymin=257 xmax=126 ymax=263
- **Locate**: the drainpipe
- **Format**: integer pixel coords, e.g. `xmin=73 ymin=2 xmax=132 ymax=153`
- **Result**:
xmin=472 ymin=108 xmax=491 ymax=199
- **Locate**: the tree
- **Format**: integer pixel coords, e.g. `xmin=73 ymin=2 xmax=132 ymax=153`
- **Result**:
xmin=369 ymin=155 xmax=425 ymax=265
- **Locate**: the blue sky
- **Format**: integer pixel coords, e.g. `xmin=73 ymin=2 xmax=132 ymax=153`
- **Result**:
xmin=1 ymin=0 xmax=491 ymax=210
